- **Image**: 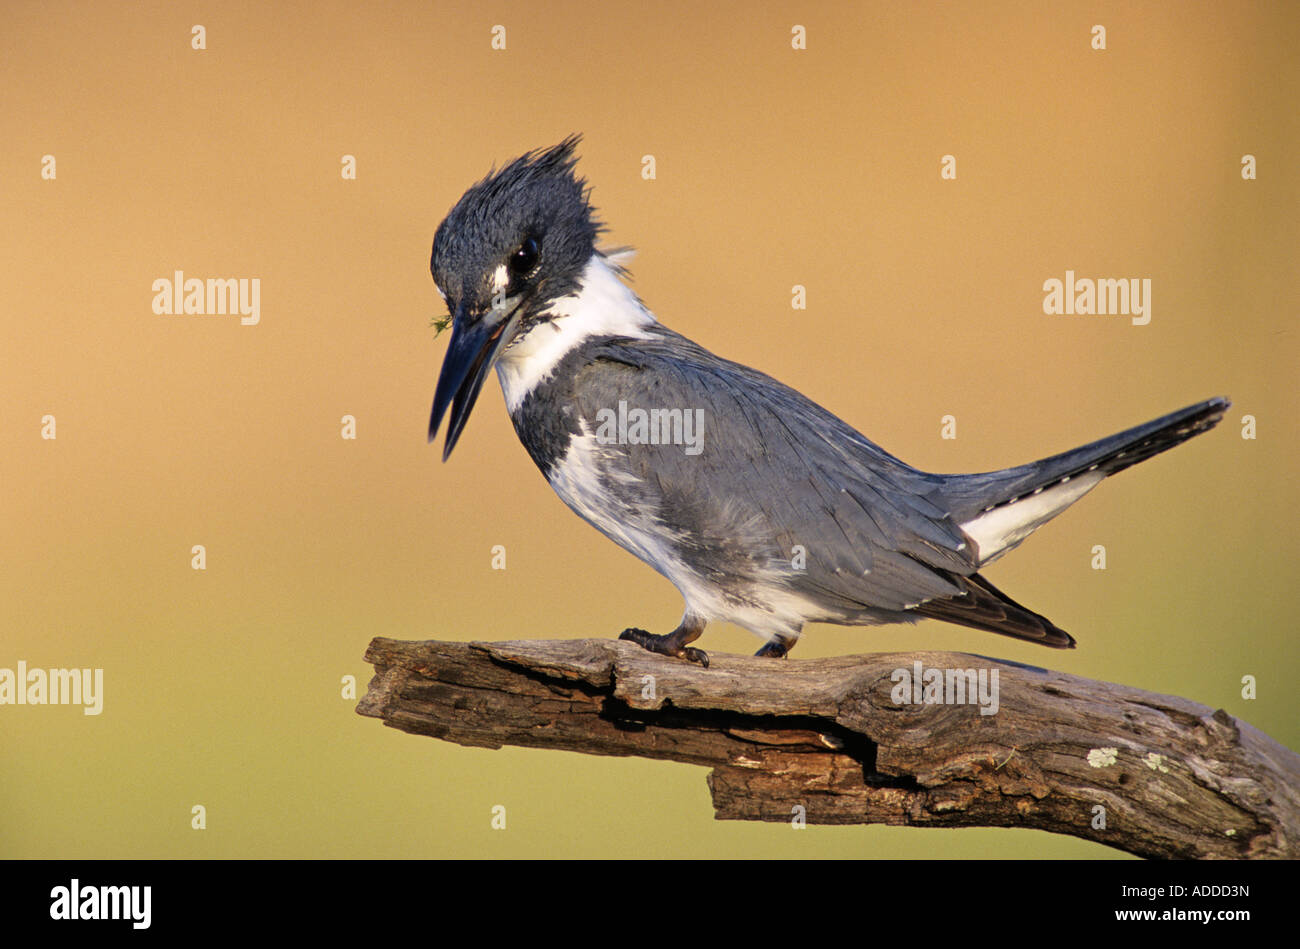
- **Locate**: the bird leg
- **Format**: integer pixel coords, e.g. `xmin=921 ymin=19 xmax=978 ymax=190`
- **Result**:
xmin=619 ymin=617 xmax=708 ymax=668
xmin=754 ymin=634 xmax=797 ymax=659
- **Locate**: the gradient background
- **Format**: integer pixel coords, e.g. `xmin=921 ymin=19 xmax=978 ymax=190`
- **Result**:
xmin=2 ymin=0 xmax=1296 ymax=859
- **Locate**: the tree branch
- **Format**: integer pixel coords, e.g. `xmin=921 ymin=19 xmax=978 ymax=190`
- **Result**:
xmin=356 ymin=637 xmax=1299 ymax=859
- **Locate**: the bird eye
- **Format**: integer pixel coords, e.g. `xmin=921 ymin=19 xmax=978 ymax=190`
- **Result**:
xmin=509 ymin=236 xmax=540 ymax=278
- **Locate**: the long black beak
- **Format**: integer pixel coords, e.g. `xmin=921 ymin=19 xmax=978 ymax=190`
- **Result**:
xmin=428 ymin=301 xmax=521 ymax=461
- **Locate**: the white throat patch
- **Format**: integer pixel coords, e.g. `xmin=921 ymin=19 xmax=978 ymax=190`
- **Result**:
xmin=494 ymin=253 xmax=657 ymax=413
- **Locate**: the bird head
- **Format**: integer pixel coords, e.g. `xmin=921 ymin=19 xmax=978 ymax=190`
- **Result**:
xmin=428 ymin=135 xmax=600 ymax=460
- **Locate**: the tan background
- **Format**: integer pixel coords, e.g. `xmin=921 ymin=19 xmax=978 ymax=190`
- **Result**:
xmin=2 ymin=0 xmax=1296 ymax=858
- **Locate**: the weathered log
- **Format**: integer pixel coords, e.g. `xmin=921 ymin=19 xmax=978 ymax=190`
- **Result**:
xmin=357 ymin=637 xmax=1299 ymax=859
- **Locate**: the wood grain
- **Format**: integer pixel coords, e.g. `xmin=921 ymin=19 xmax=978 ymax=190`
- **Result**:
xmin=357 ymin=637 xmax=1299 ymax=859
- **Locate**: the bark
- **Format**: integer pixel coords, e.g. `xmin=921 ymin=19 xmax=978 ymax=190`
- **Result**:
xmin=357 ymin=636 xmax=1299 ymax=859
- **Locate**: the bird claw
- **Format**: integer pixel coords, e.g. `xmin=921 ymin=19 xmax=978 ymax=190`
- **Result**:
xmin=681 ymin=647 xmax=710 ymax=668
xmin=619 ymin=628 xmax=710 ymax=668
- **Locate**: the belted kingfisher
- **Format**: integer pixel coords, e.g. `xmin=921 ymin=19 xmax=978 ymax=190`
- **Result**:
xmin=427 ymin=136 xmax=1229 ymax=667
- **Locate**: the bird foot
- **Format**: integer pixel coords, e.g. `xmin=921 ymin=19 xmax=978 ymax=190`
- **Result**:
xmin=619 ymin=628 xmax=709 ymax=668
xmin=754 ymin=637 xmax=794 ymax=658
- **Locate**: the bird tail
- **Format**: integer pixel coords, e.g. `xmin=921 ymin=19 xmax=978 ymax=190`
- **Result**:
xmin=939 ymin=396 xmax=1230 ymax=565
xmin=914 ymin=572 xmax=1076 ymax=648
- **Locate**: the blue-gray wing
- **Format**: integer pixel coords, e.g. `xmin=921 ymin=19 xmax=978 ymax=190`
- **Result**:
xmin=560 ymin=328 xmax=978 ymax=617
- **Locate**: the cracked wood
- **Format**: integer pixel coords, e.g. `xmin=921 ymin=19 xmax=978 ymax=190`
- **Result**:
xmin=357 ymin=637 xmax=1299 ymax=859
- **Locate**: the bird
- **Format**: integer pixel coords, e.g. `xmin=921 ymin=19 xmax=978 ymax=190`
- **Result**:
xmin=427 ymin=135 xmax=1229 ymax=667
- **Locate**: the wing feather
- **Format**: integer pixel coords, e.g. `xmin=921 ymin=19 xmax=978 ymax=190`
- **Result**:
xmin=566 ymin=328 xmax=977 ymax=618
